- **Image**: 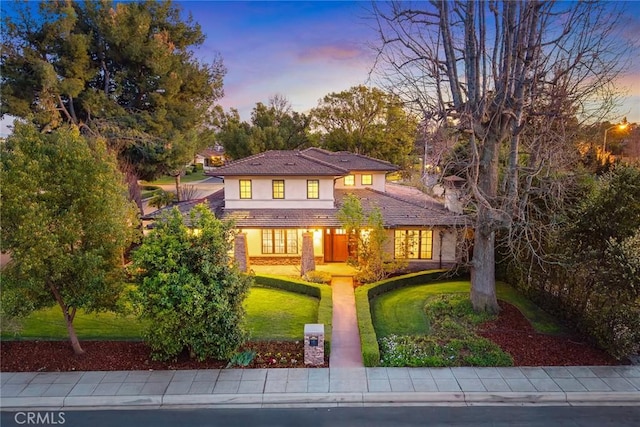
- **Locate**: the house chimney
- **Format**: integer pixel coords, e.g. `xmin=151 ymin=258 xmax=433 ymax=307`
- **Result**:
xmin=442 ymin=176 xmax=465 ymax=214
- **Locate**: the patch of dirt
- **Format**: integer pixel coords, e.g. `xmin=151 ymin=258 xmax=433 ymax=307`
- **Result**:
xmin=0 ymin=301 xmax=624 ymax=372
xmin=0 ymin=340 xmax=327 ymax=372
xmin=477 ymin=301 xmax=621 ymax=366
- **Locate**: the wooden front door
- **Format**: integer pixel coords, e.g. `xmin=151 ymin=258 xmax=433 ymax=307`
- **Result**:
xmin=324 ymin=228 xmax=348 ymax=262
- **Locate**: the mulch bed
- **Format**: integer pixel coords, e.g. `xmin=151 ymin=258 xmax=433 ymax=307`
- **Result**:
xmin=477 ymin=301 xmax=621 ymax=366
xmin=0 ymin=340 xmax=327 ymax=372
xmin=0 ymin=301 xmax=623 ymax=372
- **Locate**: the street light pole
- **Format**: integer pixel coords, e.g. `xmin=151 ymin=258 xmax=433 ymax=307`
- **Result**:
xmin=603 ymin=122 xmax=629 ymax=153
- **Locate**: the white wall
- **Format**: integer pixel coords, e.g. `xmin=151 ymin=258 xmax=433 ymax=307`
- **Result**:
xmin=333 ymin=172 xmax=386 ymax=192
xmin=225 ymin=176 xmax=335 ymax=209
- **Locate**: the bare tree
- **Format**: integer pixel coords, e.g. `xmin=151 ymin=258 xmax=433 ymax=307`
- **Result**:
xmin=371 ymin=1 xmax=630 ymax=312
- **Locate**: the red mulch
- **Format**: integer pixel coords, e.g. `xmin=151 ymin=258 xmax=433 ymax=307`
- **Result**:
xmin=0 ymin=340 xmax=325 ymax=372
xmin=0 ymin=301 xmax=623 ymax=372
xmin=477 ymin=301 xmax=621 ymax=366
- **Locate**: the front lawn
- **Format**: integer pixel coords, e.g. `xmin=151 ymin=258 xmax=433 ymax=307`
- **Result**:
xmin=243 ymin=286 xmax=319 ymax=340
xmin=1 ymin=286 xmax=319 ymax=342
xmin=372 ymin=281 xmax=561 ymax=337
xmin=142 ymin=169 xmax=207 ymax=185
xmin=0 ymin=308 xmax=145 ymax=340
xmin=371 ymin=281 xmax=563 ymax=367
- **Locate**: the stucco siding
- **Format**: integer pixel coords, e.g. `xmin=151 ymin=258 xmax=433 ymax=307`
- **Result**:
xmin=224 ymin=176 xmax=335 ymax=209
xmin=333 ymin=172 xmax=386 ymax=192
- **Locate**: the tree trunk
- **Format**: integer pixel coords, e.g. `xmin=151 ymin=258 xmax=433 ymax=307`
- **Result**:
xmin=65 ymin=312 xmax=85 ymax=355
xmin=470 ymin=210 xmax=500 ymax=314
xmin=174 ymin=174 xmax=181 ymax=202
xmin=125 ymin=169 xmax=143 ymax=214
xmin=49 ymin=282 xmax=85 ymax=355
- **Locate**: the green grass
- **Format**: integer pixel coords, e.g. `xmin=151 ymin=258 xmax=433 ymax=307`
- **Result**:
xmin=0 ymin=307 xmax=145 ymax=340
xmin=371 ymin=281 xmax=562 ymax=338
xmin=243 ymin=286 xmax=319 ymax=340
xmin=2 ymin=287 xmax=319 ymax=342
xmin=143 ymin=169 xmax=207 ymax=185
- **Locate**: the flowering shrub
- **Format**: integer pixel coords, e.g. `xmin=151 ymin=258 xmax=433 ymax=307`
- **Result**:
xmin=378 ymin=294 xmax=513 ymax=367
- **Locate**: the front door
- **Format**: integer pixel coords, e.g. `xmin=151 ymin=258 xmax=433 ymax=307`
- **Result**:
xmin=324 ymin=228 xmax=348 ymax=262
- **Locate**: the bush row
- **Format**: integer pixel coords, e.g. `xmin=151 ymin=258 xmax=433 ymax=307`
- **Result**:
xmin=355 ymin=270 xmax=462 ymax=366
xmin=253 ymin=274 xmax=332 ymax=354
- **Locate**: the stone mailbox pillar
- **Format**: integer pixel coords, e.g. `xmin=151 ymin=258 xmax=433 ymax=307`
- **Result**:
xmin=304 ymin=323 xmax=325 ymax=366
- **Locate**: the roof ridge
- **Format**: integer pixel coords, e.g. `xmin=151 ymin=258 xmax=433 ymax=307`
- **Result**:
xmin=298 ymin=151 xmax=350 ymax=174
xmin=365 ymin=187 xmax=450 ymax=213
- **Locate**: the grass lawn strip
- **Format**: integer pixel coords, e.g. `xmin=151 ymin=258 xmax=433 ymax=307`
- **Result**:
xmin=2 ymin=286 xmax=319 ymax=342
xmin=372 ymin=281 xmax=561 ymax=338
xmin=243 ymin=286 xmax=318 ymax=340
xmin=372 ymin=281 xmax=563 ymax=367
xmin=142 ymin=169 xmax=207 ymax=185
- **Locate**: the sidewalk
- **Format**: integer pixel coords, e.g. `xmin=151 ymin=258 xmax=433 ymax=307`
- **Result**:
xmin=2 ymin=366 xmax=639 ymax=409
xmin=329 ymin=277 xmax=364 ymax=368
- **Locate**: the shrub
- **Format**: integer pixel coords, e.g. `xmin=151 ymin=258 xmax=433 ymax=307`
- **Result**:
xmin=303 ymin=270 xmax=332 ymax=284
xmin=132 ymin=205 xmax=252 ymax=361
xmin=148 ymin=190 xmax=175 ymax=208
xmin=355 ymin=270 xmax=458 ymax=366
xmin=194 ymin=163 xmax=204 ymax=171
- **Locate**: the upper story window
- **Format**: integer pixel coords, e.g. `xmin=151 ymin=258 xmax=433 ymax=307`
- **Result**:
xmin=307 ymin=180 xmax=319 ymax=199
xmin=239 ymin=179 xmax=252 ymax=199
xmin=272 ymin=180 xmax=285 ymax=199
xmin=361 ymin=174 xmax=373 ymax=185
xmin=344 ymin=175 xmax=355 ymax=186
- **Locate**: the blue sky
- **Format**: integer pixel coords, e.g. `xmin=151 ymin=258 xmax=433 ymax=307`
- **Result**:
xmin=0 ymin=0 xmax=638 ymax=135
xmin=179 ymin=0 xmax=640 ymax=122
xmin=181 ymin=1 xmax=376 ymax=119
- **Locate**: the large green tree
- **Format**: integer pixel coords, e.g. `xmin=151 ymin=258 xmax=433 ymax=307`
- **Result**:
xmin=132 ymin=204 xmax=252 ymax=361
xmin=0 ymin=123 xmax=139 ymax=355
xmin=310 ymin=85 xmax=417 ymax=169
xmin=218 ymin=95 xmax=310 ymax=160
xmin=1 ymin=0 xmax=225 ymax=209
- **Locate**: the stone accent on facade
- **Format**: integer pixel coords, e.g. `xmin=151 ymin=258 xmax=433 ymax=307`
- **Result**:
xmin=303 ymin=323 xmax=325 ymax=366
xmin=300 ymin=232 xmax=316 ymax=277
xmin=249 ymin=256 xmax=324 ymax=266
xmin=233 ymin=232 xmax=250 ymax=273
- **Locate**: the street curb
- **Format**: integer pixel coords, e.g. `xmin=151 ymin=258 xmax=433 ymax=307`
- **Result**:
xmin=3 ymin=390 xmax=639 ymax=410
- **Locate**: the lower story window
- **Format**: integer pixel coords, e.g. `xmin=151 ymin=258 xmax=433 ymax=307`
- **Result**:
xmin=262 ymin=229 xmax=298 ymax=254
xmin=394 ymin=229 xmax=433 ymax=259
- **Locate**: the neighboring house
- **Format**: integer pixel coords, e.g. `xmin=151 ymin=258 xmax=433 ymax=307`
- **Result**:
xmin=194 ymin=144 xmax=226 ymax=169
xmin=144 ymin=148 xmax=469 ymax=271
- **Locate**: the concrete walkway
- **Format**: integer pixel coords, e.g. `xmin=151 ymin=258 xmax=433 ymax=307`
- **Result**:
xmin=1 ymin=366 xmax=638 ymax=409
xmin=329 ymin=277 xmax=364 ymax=368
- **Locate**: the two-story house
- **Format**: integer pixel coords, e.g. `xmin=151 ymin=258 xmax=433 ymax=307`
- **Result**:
xmin=144 ymin=148 xmax=469 ymax=271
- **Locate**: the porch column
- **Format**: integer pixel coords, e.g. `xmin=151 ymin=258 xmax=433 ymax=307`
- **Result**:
xmin=300 ymin=232 xmax=315 ymax=276
xmin=234 ymin=232 xmax=250 ymax=273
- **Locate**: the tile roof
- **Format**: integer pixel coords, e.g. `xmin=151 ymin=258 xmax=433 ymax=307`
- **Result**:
xmin=141 ymin=189 xmax=225 ymax=222
xmin=301 ymin=147 xmax=399 ymax=172
xmin=206 ymin=150 xmax=349 ymax=176
xmin=143 ymin=185 xmax=468 ymax=228
xmin=334 ymin=188 xmax=468 ymax=227
xmin=223 ymin=209 xmax=341 ymax=228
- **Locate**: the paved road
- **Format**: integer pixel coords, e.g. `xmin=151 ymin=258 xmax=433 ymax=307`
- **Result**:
xmin=3 ymin=406 xmax=640 ymax=427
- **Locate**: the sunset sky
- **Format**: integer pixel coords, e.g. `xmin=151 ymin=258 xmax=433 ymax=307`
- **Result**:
xmin=0 ymin=1 xmax=638 ymax=136
xmin=182 ymin=0 xmax=640 ymax=123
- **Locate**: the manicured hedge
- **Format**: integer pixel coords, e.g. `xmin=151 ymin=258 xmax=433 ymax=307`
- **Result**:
xmin=253 ymin=274 xmax=332 ymax=354
xmin=355 ymin=270 xmax=464 ymax=366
